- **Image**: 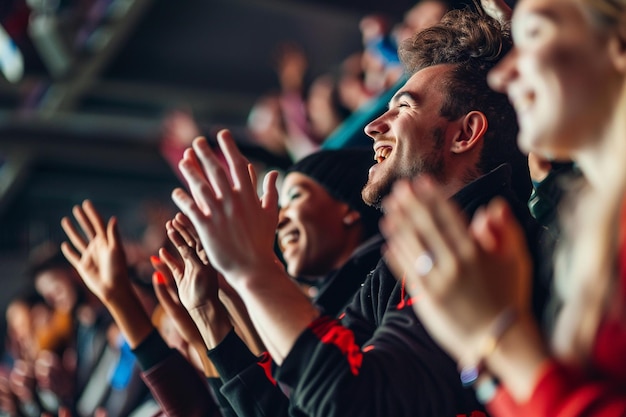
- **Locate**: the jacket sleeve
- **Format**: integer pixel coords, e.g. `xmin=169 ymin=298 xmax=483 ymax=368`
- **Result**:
xmin=208 ymin=329 xmax=292 ymax=417
xmin=133 ymin=330 xmax=220 ymax=417
xmin=274 ymin=266 xmax=485 ymax=417
xmin=489 ymin=361 xmax=626 ymax=417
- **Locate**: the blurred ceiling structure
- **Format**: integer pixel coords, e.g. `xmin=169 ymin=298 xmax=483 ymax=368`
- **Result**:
xmin=0 ymin=0 xmax=428 ymax=143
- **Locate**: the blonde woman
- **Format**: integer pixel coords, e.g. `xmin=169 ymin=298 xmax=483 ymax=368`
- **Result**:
xmin=381 ymin=0 xmax=626 ymax=416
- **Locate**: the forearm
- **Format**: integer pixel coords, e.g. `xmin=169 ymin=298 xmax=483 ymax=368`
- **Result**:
xmin=103 ymin=288 xmax=154 ymax=349
xmin=231 ymin=264 xmax=320 ymax=364
xmin=219 ymin=290 xmax=265 ymax=356
xmin=485 ymin=313 xmax=550 ymax=402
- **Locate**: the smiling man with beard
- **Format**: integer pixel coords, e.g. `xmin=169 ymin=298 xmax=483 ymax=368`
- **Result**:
xmin=171 ymin=6 xmax=548 ymax=417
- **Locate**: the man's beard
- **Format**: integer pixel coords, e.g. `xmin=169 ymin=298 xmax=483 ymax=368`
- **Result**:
xmin=361 ymin=129 xmax=446 ymax=210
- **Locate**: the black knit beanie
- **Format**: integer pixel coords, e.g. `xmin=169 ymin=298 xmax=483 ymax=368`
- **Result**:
xmin=286 ymin=148 xmax=382 ymax=239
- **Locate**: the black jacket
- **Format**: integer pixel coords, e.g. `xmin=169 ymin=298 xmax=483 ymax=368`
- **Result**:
xmin=212 ymin=164 xmax=548 ymax=417
xmin=209 ymin=235 xmax=385 ymax=417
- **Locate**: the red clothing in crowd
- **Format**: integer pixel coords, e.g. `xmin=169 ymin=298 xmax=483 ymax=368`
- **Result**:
xmin=489 ymin=197 xmax=626 ymax=417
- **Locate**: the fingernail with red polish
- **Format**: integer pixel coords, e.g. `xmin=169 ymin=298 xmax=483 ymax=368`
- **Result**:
xmin=153 ymin=271 xmax=166 ymax=285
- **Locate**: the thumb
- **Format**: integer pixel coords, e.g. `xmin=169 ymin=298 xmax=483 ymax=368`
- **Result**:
xmin=261 ymin=170 xmax=279 ymax=215
xmin=107 ymin=216 xmax=124 ymax=252
xmin=470 ymin=198 xmax=518 ymax=254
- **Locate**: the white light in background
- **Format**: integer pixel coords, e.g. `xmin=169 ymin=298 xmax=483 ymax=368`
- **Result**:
xmin=0 ymin=25 xmax=24 ymax=83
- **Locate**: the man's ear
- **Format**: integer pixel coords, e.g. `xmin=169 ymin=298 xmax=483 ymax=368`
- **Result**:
xmin=450 ymin=111 xmax=488 ymax=155
xmin=343 ymin=210 xmax=361 ymax=226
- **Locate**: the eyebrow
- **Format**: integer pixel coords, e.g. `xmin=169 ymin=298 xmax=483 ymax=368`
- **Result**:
xmin=513 ymin=6 xmax=560 ymax=30
xmin=388 ymin=91 xmax=418 ymax=109
xmin=279 ymin=183 xmax=309 ymax=206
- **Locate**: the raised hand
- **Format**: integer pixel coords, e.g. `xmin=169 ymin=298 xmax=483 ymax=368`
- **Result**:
xmin=60 ymin=200 xmax=130 ymax=303
xmin=151 ymin=254 xmax=219 ymax=377
xmin=171 ymin=130 xmax=283 ymax=288
xmin=157 ymin=216 xmax=220 ymax=312
xmin=154 ymin=215 xmax=233 ymax=350
xmin=381 ymin=177 xmax=533 ymax=361
xmin=60 ymin=200 xmax=152 ymax=348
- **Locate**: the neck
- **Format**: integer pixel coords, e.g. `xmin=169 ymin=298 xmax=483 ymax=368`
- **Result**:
xmin=575 ymin=86 xmax=626 ymax=191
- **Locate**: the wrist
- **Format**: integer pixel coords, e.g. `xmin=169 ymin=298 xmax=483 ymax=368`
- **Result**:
xmin=102 ymin=289 xmax=154 ymax=348
xmin=486 ymin=313 xmax=548 ymax=402
xmin=100 ymin=280 xmax=135 ymax=306
xmin=189 ymin=303 xmax=233 ymax=349
xmin=459 ymin=308 xmax=519 ymax=387
xmin=227 ymin=256 xmax=286 ymax=293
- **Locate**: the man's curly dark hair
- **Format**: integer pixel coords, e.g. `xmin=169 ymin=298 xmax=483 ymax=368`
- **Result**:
xmin=399 ymin=8 xmax=530 ymax=202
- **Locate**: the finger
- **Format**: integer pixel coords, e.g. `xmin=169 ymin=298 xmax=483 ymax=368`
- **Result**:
xmin=166 ymin=224 xmax=201 ymax=265
xmin=153 ymin=271 xmax=177 ymax=310
xmin=71 ymin=203 xmax=95 ymax=240
xmin=107 ymin=217 xmax=123 ymax=251
xmin=178 ymin=152 xmax=220 ymax=216
xmin=60 ymin=241 xmax=82 ymax=270
xmin=400 ymin=178 xmax=470 ymax=267
xmin=414 ymin=179 xmax=472 ymax=257
xmin=469 ymin=207 xmax=498 ymax=253
xmin=174 ymin=212 xmax=205 ymax=249
xmin=174 ymin=212 xmax=195 ymax=235
xmin=151 ymin=255 xmax=177 ymax=290
xmin=171 ymin=220 xmax=209 ymax=264
xmin=170 ymin=218 xmax=196 ymax=248
xmin=475 ymin=198 xmax=527 ymax=256
xmin=82 ymin=200 xmax=107 ymax=238
xmin=191 ymin=136 xmax=232 ymax=200
xmin=261 ymin=170 xmax=279 ymax=213
xmin=60 ymin=216 xmax=87 ymax=253
xmin=383 ymin=241 xmax=423 ymax=294
xmin=171 ymin=187 xmax=211 ymax=233
xmin=215 ymin=129 xmax=254 ymax=195
xmin=248 ymin=163 xmax=258 ymax=193
xmin=381 ymin=209 xmax=427 ymax=279
xmin=381 ymin=181 xmax=431 ymax=260
xmin=158 ymin=247 xmax=184 ymax=285
xmin=178 ymin=147 xmax=212 ymax=214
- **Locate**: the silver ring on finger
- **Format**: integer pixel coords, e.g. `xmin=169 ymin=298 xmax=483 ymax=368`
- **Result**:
xmin=414 ymin=252 xmax=434 ymax=276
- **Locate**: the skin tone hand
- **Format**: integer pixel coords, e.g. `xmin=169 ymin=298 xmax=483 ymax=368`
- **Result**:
xmin=60 ymin=200 xmax=153 ymax=348
xmin=160 ymin=213 xmax=265 ymax=354
xmin=381 ymin=177 xmax=548 ymax=401
xmin=150 ymin=253 xmax=219 ymax=377
xmin=172 ymin=130 xmax=283 ymax=283
xmin=171 ymin=130 xmax=319 ymax=363
xmin=153 ymin=217 xmax=232 ymax=351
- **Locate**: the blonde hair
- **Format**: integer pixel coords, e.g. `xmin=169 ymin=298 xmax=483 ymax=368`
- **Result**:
xmin=583 ymin=0 xmax=626 ymax=38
